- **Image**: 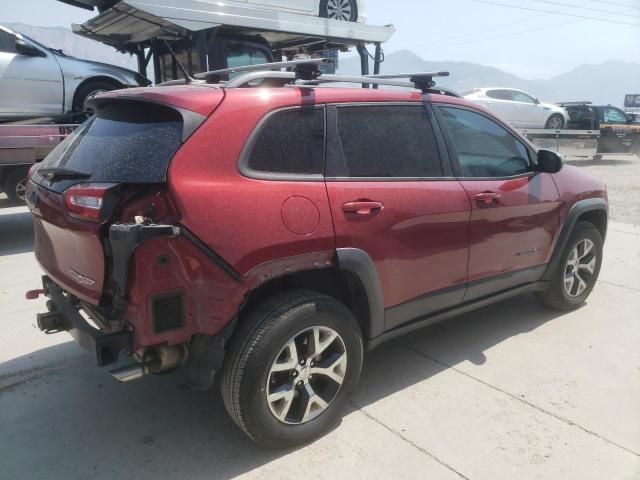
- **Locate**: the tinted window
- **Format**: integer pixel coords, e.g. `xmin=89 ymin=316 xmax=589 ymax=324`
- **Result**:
xmin=603 ymin=107 xmax=627 ymax=123
xmin=486 ymin=90 xmax=513 ymax=101
xmin=247 ymin=108 xmax=324 ymax=175
xmin=332 ymin=105 xmax=442 ymax=178
xmin=0 ymin=31 xmax=16 ymax=53
xmin=439 ymin=107 xmax=531 ymax=178
xmin=33 ymin=103 xmax=183 ymax=192
xmin=511 ymin=91 xmax=536 ymax=104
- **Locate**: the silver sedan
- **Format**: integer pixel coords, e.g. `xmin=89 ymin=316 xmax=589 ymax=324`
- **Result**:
xmin=0 ymin=24 xmax=149 ymax=121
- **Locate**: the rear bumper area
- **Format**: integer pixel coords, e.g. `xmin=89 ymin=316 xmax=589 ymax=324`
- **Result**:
xmin=36 ymin=276 xmax=132 ymax=367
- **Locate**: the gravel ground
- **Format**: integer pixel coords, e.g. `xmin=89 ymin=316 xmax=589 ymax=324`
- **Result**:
xmin=567 ymin=154 xmax=640 ymax=225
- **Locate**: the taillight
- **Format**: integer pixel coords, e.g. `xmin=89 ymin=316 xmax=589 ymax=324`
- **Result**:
xmin=64 ymin=183 xmax=119 ymax=222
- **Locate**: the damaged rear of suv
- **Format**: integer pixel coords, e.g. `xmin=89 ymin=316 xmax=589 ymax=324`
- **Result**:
xmin=26 ymin=73 xmax=608 ymax=448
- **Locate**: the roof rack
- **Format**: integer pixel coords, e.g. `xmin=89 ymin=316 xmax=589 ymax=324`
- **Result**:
xmin=194 ymin=58 xmax=329 ymax=82
xmin=218 ymin=59 xmax=458 ymax=96
xmin=557 ymin=101 xmax=593 ymax=106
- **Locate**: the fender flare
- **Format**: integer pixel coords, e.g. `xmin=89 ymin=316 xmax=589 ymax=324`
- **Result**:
xmin=336 ymin=248 xmax=385 ymax=339
xmin=542 ymin=197 xmax=608 ymax=281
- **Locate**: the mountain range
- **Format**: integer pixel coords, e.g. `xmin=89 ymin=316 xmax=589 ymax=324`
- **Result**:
xmin=6 ymin=23 xmax=638 ymax=106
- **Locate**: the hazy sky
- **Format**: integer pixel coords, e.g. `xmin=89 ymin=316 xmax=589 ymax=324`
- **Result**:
xmin=3 ymin=0 xmax=640 ymax=79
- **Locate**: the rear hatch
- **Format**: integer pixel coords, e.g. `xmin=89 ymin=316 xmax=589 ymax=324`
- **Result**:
xmin=27 ymin=86 xmax=223 ymax=304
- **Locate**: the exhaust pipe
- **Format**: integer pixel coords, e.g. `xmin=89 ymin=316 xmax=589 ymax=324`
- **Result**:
xmin=110 ymin=345 xmax=187 ymax=383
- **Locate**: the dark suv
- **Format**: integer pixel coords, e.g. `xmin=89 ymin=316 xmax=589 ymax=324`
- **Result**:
xmin=26 ymin=74 xmax=608 ymax=447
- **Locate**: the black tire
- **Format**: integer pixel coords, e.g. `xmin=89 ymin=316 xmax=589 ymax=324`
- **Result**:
xmin=4 ymin=167 xmax=29 ymax=204
xmin=72 ymin=79 xmax=120 ymax=113
xmin=319 ymin=0 xmax=358 ymax=21
xmin=220 ymin=290 xmax=363 ymax=448
xmin=545 ymin=113 xmax=565 ymax=129
xmin=535 ymin=222 xmax=603 ymax=310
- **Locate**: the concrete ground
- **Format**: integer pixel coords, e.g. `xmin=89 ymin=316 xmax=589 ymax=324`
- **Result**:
xmin=1 ymin=157 xmax=639 ymax=479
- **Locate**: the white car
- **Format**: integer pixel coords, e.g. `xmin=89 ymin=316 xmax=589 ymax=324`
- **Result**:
xmin=0 ymin=24 xmax=149 ymax=121
xmin=464 ymin=87 xmax=570 ymax=129
xmin=60 ymin=0 xmax=366 ymax=23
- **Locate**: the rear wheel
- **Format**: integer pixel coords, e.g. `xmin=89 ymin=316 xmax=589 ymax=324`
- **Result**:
xmin=221 ymin=291 xmax=363 ymax=448
xmin=545 ymin=113 xmax=565 ymax=129
xmin=4 ymin=167 xmax=29 ymax=204
xmin=72 ymin=80 xmax=120 ymax=113
xmin=535 ymin=222 xmax=603 ymax=310
xmin=319 ymin=0 xmax=358 ymax=21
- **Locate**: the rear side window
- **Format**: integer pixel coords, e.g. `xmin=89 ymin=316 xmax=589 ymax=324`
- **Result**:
xmin=33 ymin=103 xmax=183 ymax=192
xmin=245 ymin=108 xmax=325 ymax=176
xmin=330 ymin=105 xmax=442 ymax=178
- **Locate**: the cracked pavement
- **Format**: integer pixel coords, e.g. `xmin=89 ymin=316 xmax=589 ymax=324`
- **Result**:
xmin=1 ymin=171 xmax=639 ymax=479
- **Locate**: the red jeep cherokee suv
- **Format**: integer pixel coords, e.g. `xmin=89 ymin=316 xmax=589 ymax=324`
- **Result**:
xmin=25 ymin=75 xmax=607 ymax=447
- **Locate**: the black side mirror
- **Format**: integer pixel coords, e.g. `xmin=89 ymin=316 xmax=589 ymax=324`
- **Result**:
xmin=14 ymin=38 xmax=45 ymax=57
xmin=536 ymin=149 xmax=563 ymax=173
xmin=534 ymin=98 xmax=541 ymax=105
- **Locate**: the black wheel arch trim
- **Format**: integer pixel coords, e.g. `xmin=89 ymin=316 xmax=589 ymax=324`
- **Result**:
xmin=336 ymin=248 xmax=385 ymax=339
xmin=542 ymin=197 xmax=608 ymax=281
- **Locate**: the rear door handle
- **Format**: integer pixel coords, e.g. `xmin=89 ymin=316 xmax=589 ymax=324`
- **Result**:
xmin=474 ymin=192 xmax=502 ymax=204
xmin=342 ymin=201 xmax=384 ymax=215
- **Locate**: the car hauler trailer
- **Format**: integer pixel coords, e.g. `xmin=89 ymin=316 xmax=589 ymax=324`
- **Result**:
xmin=0 ymin=0 xmax=395 ymax=205
xmin=66 ymin=0 xmax=395 ymax=82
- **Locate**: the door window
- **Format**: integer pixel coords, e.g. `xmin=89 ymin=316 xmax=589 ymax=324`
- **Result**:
xmin=244 ymin=108 xmax=325 ymax=176
xmin=486 ymin=90 xmax=513 ymax=101
xmin=438 ymin=106 xmax=531 ymax=178
xmin=603 ymin=107 xmax=627 ymax=123
xmin=0 ymin=31 xmax=16 ymax=53
xmin=511 ymin=91 xmax=536 ymax=104
xmin=329 ymin=105 xmax=443 ymax=178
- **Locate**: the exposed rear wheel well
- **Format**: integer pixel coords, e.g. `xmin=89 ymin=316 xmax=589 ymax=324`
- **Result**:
xmin=240 ymin=268 xmax=372 ymax=338
xmin=576 ymin=209 xmax=607 ymax=240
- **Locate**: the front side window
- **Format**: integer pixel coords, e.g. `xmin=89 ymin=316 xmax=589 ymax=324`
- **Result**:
xmin=486 ymin=90 xmax=513 ymax=101
xmin=438 ymin=106 xmax=531 ymax=178
xmin=511 ymin=91 xmax=536 ymax=104
xmin=603 ymin=107 xmax=627 ymax=123
xmin=245 ymin=108 xmax=325 ymax=176
xmin=331 ymin=105 xmax=443 ymax=178
xmin=0 ymin=31 xmax=16 ymax=53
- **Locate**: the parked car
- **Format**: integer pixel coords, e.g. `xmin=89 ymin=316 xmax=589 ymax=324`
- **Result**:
xmin=26 ymin=74 xmax=608 ymax=448
xmin=56 ymin=0 xmax=366 ymax=22
xmin=561 ymin=102 xmax=640 ymax=155
xmin=0 ymin=24 xmax=149 ymax=121
xmin=465 ymin=87 xmax=570 ymax=129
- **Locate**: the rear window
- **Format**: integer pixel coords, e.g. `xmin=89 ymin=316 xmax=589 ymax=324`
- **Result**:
xmin=33 ymin=103 xmax=183 ymax=192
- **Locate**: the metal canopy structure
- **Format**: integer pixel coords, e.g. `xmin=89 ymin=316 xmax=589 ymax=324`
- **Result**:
xmin=69 ymin=0 xmax=395 ymax=53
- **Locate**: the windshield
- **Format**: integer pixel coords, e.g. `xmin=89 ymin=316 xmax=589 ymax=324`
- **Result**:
xmin=32 ymin=103 xmax=184 ymax=193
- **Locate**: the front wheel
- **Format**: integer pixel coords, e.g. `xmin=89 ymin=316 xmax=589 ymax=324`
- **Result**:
xmin=221 ymin=291 xmax=363 ymax=448
xmin=72 ymin=80 xmax=120 ymax=113
xmin=535 ymin=221 xmax=603 ymax=310
xmin=319 ymin=0 xmax=358 ymax=21
xmin=545 ymin=113 xmax=565 ymax=130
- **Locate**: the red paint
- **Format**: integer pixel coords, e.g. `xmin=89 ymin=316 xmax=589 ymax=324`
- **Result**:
xmin=27 ymin=84 xmax=607 ymax=353
xmin=460 ymin=174 xmax=562 ymax=281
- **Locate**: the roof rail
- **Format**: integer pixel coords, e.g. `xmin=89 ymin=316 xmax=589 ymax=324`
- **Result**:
xmin=193 ymin=58 xmax=328 ymax=82
xmin=220 ymin=60 xmax=458 ymax=95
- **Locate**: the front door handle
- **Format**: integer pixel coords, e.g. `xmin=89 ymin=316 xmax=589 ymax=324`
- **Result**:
xmin=342 ymin=201 xmax=384 ymax=215
xmin=475 ymin=192 xmax=502 ymax=205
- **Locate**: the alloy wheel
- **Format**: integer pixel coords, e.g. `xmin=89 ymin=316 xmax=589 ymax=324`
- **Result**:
xmin=564 ymin=239 xmax=596 ymax=297
xmin=326 ymin=0 xmax=354 ymax=21
xmin=15 ymin=178 xmax=27 ymax=202
xmin=266 ymin=326 xmax=347 ymax=425
xmin=547 ymin=115 xmax=563 ymax=129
